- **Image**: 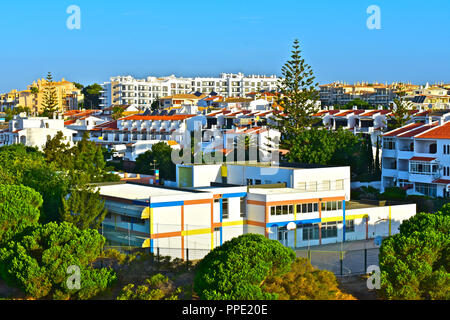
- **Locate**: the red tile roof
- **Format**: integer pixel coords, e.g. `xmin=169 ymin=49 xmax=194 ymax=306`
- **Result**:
xmin=409 ymin=157 xmax=436 ymax=162
xmin=433 ymin=179 xmax=450 ymax=184
xmin=121 ymin=115 xmax=195 ymax=121
xmin=415 ymin=122 xmax=450 ymax=139
xmin=383 ymin=122 xmax=424 ymax=137
xmin=397 ymin=123 xmax=438 ymax=138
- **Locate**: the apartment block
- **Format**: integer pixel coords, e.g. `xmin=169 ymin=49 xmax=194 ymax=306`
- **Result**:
xmin=0 ymin=78 xmax=83 ymax=114
xmin=99 ymin=73 xmax=280 ymax=109
xmin=381 ymin=111 xmax=450 ymax=197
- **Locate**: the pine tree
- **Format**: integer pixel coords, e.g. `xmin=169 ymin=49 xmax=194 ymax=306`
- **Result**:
xmin=41 ymin=72 xmax=59 ymax=119
xmin=271 ymin=39 xmax=320 ymax=149
xmin=59 ymin=184 xmax=107 ymax=230
xmin=388 ymin=98 xmax=413 ymax=130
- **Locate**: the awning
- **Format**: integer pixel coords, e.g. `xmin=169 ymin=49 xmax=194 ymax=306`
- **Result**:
xmin=409 ymin=157 xmax=436 ymax=162
xmin=432 ymin=179 xmax=450 ymax=185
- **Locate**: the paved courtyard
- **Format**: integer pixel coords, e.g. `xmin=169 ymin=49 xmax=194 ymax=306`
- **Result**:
xmin=294 ymin=239 xmax=381 ymax=275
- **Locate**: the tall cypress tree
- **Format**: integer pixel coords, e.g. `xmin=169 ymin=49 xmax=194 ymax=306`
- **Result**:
xmin=375 ymin=136 xmax=381 ymax=179
xmin=271 ymin=39 xmax=320 ymax=149
xmin=41 ymin=72 xmax=59 ymax=119
xmin=366 ymin=134 xmax=374 ymax=176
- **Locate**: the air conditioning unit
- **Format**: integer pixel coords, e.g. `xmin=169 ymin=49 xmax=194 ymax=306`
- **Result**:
xmin=446 ymin=184 xmax=450 ymax=193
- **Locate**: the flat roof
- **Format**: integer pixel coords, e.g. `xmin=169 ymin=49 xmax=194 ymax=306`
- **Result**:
xmin=97 ymin=183 xmax=198 ymax=201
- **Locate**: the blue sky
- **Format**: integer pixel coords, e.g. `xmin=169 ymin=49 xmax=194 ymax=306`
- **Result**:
xmin=0 ymin=0 xmax=449 ymax=92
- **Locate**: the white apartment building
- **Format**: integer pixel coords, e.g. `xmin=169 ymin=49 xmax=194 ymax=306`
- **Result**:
xmin=88 ymin=114 xmax=195 ymax=147
xmin=0 ymin=115 xmax=76 ymax=150
xmin=100 ymin=75 xmax=193 ymax=108
xmin=381 ymin=111 xmax=450 ymax=197
xmin=99 ymin=73 xmax=280 ymax=109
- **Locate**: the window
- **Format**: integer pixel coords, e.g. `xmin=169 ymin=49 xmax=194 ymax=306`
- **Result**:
xmin=121 ymin=215 xmax=145 ymax=225
xmin=415 ymin=183 xmax=437 ymax=197
xmin=410 ymin=161 xmax=438 ymax=175
xmin=271 ymin=204 xmax=294 ymax=215
xmin=246 ymin=179 xmax=253 ymax=186
xmin=383 ymin=137 xmax=396 ymax=150
xmin=240 ymin=198 xmax=246 ymax=218
xmin=302 ymin=224 xmax=320 ymax=240
xmin=321 ymin=201 xmax=343 ymax=211
xmin=255 ymin=179 xmax=261 ymax=185
xmin=321 ymin=222 xmax=338 ymax=238
xmin=222 ymin=199 xmax=229 ymax=219
xmin=296 ymin=203 xmax=318 ymax=214
xmin=345 ymin=220 xmax=355 ymax=233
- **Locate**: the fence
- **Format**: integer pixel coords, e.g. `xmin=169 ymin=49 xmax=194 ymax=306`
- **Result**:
xmin=295 ymin=247 xmax=379 ymax=276
xmin=103 ymin=245 xmax=211 ymax=262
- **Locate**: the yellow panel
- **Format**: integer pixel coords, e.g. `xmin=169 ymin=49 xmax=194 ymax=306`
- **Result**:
xmin=142 ymin=238 xmax=150 ymax=248
xmin=221 ymin=164 xmax=227 ymax=177
xmin=222 ymin=220 xmax=245 ymax=227
xmin=182 ymin=228 xmax=211 ymax=236
xmin=141 ymin=207 xmax=150 ymax=219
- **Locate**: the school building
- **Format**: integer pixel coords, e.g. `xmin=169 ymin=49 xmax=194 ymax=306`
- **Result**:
xmin=97 ymin=162 xmax=416 ymax=260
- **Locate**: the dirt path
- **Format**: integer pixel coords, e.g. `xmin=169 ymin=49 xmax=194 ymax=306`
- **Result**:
xmin=337 ymin=275 xmax=379 ymax=300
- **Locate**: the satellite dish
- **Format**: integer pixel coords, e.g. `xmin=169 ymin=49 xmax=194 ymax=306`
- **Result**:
xmin=287 ymin=222 xmax=297 ymax=230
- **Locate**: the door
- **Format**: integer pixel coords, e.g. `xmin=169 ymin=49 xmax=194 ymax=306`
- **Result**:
xmin=278 ymin=229 xmax=288 ymax=247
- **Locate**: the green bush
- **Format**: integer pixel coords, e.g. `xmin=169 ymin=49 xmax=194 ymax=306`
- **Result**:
xmin=0 ymin=222 xmax=117 ymax=299
xmin=380 ymin=187 xmax=406 ymax=200
xmin=379 ymin=204 xmax=450 ymax=300
xmin=117 ymin=274 xmax=180 ymax=300
xmin=194 ymin=234 xmax=296 ymax=300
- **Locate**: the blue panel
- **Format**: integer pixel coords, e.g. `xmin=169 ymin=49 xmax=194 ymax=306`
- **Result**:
xmin=266 ymin=218 xmax=321 ymax=228
xmin=343 ymin=200 xmax=346 ymax=242
xmin=222 ymin=192 xmax=247 ymax=199
xmin=132 ymin=200 xmax=150 ymax=206
xmin=150 ymin=201 xmax=184 ymax=208
xmin=220 ymin=198 xmax=223 ymax=245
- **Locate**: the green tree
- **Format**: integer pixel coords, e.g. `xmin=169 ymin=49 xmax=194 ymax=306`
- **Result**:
xmin=43 ymin=131 xmax=72 ymax=168
xmin=0 ymin=184 xmax=43 ymax=246
xmin=151 ymin=99 xmax=160 ymax=111
xmin=194 ymin=234 xmax=296 ymax=300
xmin=271 ymin=39 xmax=320 ymax=149
xmin=286 ymin=129 xmax=336 ymax=165
xmin=379 ymin=204 xmax=450 ymax=300
xmin=263 ymin=258 xmax=355 ymax=300
xmin=388 ymin=98 xmax=413 ymax=130
xmin=117 ymin=274 xmax=181 ymax=300
xmin=285 ymin=128 xmax=370 ymax=179
xmin=135 ymin=142 xmax=176 ymax=181
xmin=374 ymin=136 xmax=381 ymax=179
xmin=112 ymin=106 xmax=125 ymax=120
xmin=41 ymin=72 xmax=59 ymax=119
xmin=82 ymin=83 xmax=103 ymax=109
xmin=341 ymin=98 xmax=374 ymax=110
xmin=30 ymin=86 xmax=39 ymax=95
xmin=0 ymin=222 xmax=117 ymax=300
xmin=59 ymin=185 xmax=107 ymax=230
